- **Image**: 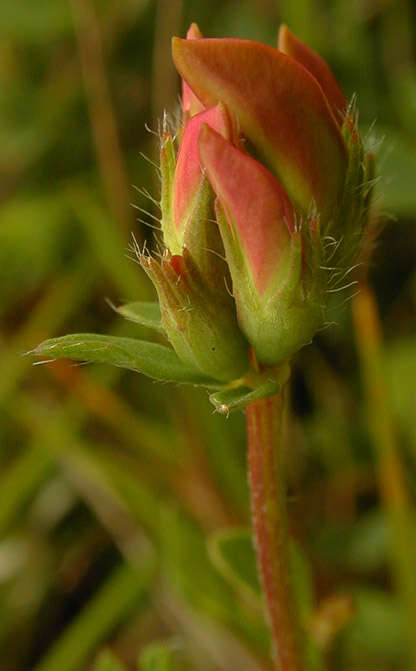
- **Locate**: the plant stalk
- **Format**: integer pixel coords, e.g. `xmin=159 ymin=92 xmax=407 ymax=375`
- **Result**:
xmin=246 ymin=390 xmax=303 ymax=671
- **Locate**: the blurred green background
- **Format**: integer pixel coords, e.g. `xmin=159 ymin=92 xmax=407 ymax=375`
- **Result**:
xmin=1 ymin=0 xmax=416 ymax=669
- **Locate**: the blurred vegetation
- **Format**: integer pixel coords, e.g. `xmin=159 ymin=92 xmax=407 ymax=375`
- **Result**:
xmin=1 ymin=0 xmax=416 ymax=669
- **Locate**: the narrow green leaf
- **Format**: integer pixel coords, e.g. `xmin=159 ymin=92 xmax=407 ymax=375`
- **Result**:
xmin=34 ymin=557 xmax=154 ymax=671
xmin=376 ymin=127 xmax=416 ymax=217
xmin=209 ymin=528 xmax=322 ymax=666
xmin=209 ymin=380 xmax=281 ymax=413
xmin=345 ymin=511 xmax=389 ymax=571
xmin=208 ymin=528 xmax=261 ymax=599
xmin=340 ymin=588 xmax=406 ymax=661
xmin=69 ymin=188 xmax=147 ymax=297
xmin=0 ymin=253 xmax=96 ymax=404
xmin=114 ymin=301 xmax=164 ymax=333
xmin=138 ymin=641 xmax=177 ymax=671
xmin=290 ymin=539 xmax=315 ymax=621
xmin=94 ymin=650 xmax=127 ymax=671
xmin=0 ymin=444 xmax=53 ymax=536
xmin=32 ymin=334 xmax=220 ymax=386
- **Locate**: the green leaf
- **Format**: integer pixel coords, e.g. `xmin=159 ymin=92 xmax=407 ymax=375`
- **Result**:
xmin=114 ymin=301 xmax=164 ymax=333
xmin=2 ymin=0 xmax=72 ymax=42
xmin=94 ymin=650 xmax=127 ymax=671
xmin=376 ymin=127 xmax=416 ymax=217
xmin=340 ymin=588 xmax=406 ymax=661
xmin=34 ymin=557 xmax=154 ymax=671
xmin=385 ymin=337 xmax=416 ymax=444
xmin=0 ymin=444 xmax=53 ymax=535
xmin=138 ymin=641 xmax=177 ymax=671
xmin=208 ymin=528 xmax=314 ymax=617
xmin=208 ymin=528 xmax=261 ymax=599
xmin=290 ymin=539 xmax=315 ymax=622
xmin=32 ymin=334 xmax=220 ymax=386
xmin=344 ymin=511 xmax=389 ymax=572
xmin=208 ymin=528 xmax=322 ymax=665
xmin=209 ymin=380 xmax=281 ymax=414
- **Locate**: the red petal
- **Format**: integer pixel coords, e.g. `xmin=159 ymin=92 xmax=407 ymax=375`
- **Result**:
xmin=199 ymin=124 xmax=293 ymax=295
xmin=278 ymin=24 xmax=346 ymax=124
xmin=172 ymin=37 xmax=347 ymax=221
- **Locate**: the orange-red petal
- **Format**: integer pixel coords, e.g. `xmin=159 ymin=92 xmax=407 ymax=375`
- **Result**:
xmin=172 ymin=37 xmax=347 ymax=221
xmin=278 ymin=24 xmax=346 ymax=124
xmin=181 ymin=23 xmax=205 ymax=117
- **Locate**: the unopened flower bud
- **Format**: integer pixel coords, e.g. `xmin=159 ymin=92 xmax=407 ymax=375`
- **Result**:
xmin=199 ymin=124 xmax=323 ymax=364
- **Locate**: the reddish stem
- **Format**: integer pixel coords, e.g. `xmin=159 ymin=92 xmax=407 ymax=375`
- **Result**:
xmin=246 ymin=391 xmax=302 ymax=670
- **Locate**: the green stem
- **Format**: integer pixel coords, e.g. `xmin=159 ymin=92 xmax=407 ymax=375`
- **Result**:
xmin=246 ymin=390 xmax=303 ymax=671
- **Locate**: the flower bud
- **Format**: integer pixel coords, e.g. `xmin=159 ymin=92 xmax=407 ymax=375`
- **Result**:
xmin=199 ymin=124 xmax=323 ymax=364
xmin=172 ymin=36 xmax=347 ymax=223
xmin=33 ymin=24 xmax=375 ymax=409
xmin=154 ymin=26 xmax=374 ymax=377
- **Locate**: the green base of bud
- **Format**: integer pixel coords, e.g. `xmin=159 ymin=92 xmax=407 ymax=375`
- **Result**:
xmin=238 ymin=297 xmax=323 ymax=365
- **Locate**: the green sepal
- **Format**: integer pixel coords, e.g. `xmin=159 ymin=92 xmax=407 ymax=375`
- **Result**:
xmin=114 ymin=301 xmax=163 ymax=333
xmin=141 ymin=251 xmax=250 ymax=382
xmin=160 ymin=125 xmax=177 ymax=253
xmin=181 ymin=177 xmax=229 ymax=295
xmin=333 ymin=96 xmax=374 ymax=268
xmin=32 ymin=334 xmax=221 ymax=387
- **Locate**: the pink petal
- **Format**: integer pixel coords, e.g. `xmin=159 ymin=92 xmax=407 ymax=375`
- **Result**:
xmin=173 ymin=103 xmax=231 ymax=234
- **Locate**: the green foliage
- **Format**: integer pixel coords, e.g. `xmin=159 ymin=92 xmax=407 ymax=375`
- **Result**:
xmin=33 ymin=334 xmax=219 ymax=386
xmin=138 ymin=640 xmax=178 ymax=671
xmin=114 ymin=302 xmax=164 ymax=332
xmin=340 ymin=589 xmax=407 ymax=664
xmin=94 ymin=650 xmax=127 ymax=671
xmin=34 ymin=555 xmax=155 ymax=671
xmin=208 ymin=528 xmax=261 ymax=599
